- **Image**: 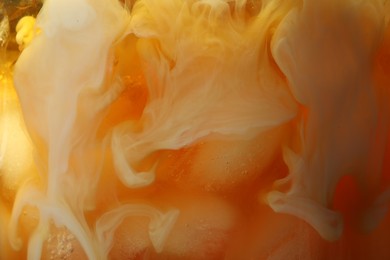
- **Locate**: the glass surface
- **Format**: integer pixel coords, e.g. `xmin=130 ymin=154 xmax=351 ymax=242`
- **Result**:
xmin=1 ymin=0 xmax=390 ymax=259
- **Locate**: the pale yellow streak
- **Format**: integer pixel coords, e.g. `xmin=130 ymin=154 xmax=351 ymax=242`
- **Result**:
xmin=0 ymin=70 xmax=35 ymax=199
xmin=15 ymin=16 xmax=38 ymax=51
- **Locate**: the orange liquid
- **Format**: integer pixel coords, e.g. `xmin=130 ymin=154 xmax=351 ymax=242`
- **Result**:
xmin=1 ymin=0 xmax=390 ymax=259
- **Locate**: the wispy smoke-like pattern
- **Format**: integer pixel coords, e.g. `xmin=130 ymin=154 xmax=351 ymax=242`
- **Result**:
xmin=0 ymin=0 xmax=389 ymax=259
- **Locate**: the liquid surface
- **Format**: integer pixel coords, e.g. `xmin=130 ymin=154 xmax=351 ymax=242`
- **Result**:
xmin=1 ymin=0 xmax=390 ymax=259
